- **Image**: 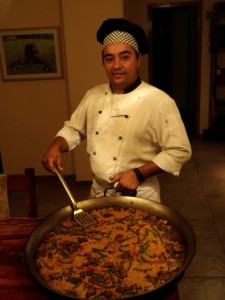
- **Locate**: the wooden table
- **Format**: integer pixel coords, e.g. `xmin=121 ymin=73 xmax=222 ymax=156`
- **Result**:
xmin=0 ymin=218 xmax=180 ymax=300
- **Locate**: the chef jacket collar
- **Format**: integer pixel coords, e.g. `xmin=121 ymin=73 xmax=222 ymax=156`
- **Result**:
xmin=110 ymin=76 xmax=141 ymax=94
xmin=125 ymin=76 xmax=141 ymax=93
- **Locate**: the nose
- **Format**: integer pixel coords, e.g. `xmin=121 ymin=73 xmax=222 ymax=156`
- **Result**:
xmin=112 ymin=57 xmax=122 ymax=69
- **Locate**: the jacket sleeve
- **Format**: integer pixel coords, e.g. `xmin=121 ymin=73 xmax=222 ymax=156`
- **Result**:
xmin=151 ymin=96 xmax=192 ymax=176
xmin=55 ymin=92 xmax=90 ymax=151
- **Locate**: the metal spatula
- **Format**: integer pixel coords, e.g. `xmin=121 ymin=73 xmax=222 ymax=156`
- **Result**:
xmin=54 ymin=166 xmax=96 ymax=227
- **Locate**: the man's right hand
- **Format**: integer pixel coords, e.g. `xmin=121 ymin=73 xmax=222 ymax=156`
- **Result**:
xmin=42 ymin=137 xmax=68 ymax=173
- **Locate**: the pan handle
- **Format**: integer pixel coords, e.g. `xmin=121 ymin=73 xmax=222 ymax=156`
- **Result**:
xmin=104 ymin=185 xmax=137 ymax=197
xmin=54 ymin=165 xmax=78 ymax=210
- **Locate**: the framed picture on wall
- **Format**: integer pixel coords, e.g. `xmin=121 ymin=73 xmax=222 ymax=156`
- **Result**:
xmin=0 ymin=27 xmax=63 ymax=81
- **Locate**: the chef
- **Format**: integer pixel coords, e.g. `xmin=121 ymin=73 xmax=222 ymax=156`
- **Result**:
xmin=42 ymin=18 xmax=192 ymax=202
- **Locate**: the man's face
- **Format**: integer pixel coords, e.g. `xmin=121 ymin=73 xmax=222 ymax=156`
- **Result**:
xmin=102 ymin=43 xmax=141 ymax=94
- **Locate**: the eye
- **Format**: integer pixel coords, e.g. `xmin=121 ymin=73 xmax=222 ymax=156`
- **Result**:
xmin=121 ymin=54 xmax=130 ymax=61
xmin=104 ymin=56 xmax=114 ymax=63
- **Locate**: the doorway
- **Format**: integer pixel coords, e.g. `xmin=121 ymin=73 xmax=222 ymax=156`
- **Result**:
xmin=148 ymin=3 xmax=201 ymax=135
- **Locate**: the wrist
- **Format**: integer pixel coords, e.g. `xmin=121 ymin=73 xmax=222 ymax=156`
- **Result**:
xmin=133 ymin=168 xmax=145 ymax=183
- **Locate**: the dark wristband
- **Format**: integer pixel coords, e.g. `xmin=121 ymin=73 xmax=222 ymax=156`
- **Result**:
xmin=133 ymin=168 xmax=145 ymax=183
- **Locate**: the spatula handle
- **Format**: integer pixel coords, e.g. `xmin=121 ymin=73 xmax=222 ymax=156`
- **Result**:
xmin=54 ymin=165 xmax=78 ymax=210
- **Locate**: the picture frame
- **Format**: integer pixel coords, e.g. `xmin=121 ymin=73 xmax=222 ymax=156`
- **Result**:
xmin=0 ymin=27 xmax=63 ymax=81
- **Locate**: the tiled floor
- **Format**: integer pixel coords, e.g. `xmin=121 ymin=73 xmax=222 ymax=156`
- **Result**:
xmin=159 ymin=137 xmax=225 ymax=300
xmin=8 ymin=136 xmax=225 ymax=300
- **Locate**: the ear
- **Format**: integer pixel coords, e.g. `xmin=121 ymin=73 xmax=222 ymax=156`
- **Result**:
xmin=137 ymin=53 xmax=142 ymax=67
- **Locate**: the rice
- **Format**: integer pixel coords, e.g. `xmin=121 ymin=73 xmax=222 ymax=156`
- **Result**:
xmin=36 ymin=206 xmax=184 ymax=299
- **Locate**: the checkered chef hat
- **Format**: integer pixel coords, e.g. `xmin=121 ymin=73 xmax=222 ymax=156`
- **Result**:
xmin=97 ymin=18 xmax=150 ymax=55
xmin=103 ymin=30 xmax=139 ymax=53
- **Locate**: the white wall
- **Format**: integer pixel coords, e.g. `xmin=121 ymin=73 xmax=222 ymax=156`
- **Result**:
xmin=0 ymin=0 xmax=123 ymax=179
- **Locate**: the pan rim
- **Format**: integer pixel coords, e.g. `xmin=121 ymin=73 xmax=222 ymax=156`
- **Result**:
xmin=25 ymin=196 xmax=196 ymax=299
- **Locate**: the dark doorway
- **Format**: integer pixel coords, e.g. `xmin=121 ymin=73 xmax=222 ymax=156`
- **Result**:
xmin=148 ymin=3 xmax=201 ymax=136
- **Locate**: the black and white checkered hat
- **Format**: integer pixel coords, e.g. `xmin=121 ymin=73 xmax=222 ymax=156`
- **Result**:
xmin=96 ymin=18 xmax=150 ymax=55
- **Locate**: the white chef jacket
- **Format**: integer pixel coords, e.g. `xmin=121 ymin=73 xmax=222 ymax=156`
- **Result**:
xmin=56 ymin=81 xmax=192 ymax=202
